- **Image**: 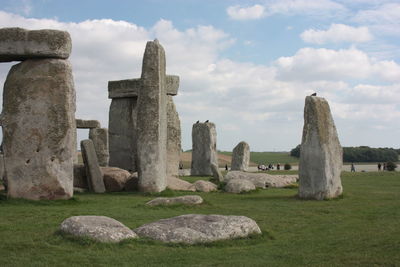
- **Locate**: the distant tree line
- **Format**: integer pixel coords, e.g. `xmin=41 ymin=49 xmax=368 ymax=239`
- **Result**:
xmin=290 ymin=145 xmax=399 ymax=162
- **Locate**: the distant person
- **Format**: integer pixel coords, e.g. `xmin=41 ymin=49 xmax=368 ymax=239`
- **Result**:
xmin=383 ymin=163 xmax=387 ymax=171
xmin=277 ymin=163 xmax=280 ymax=170
xmin=351 ymin=163 xmax=355 ymax=172
xmin=378 ymin=163 xmax=382 ymax=171
xmin=225 ymin=164 xmax=228 ymax=171
xmin=268 ymin=164 xmax=272 ymax=170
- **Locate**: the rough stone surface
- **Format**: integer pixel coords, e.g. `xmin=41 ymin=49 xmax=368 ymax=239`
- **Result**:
xmin=134 ymin=214 xmax=261 ymax=244
xmin=299 ymin=96 xmax=343 ymax=200
xmin=191 ymin=122 xmax=218 ymax=176
xmin=225 ymin=178 xmax=256 ymax=193
xmin=0 ymin=154 xmax=4 ymax=183
xmin=101 ymin=167 xmax=131 ymax=192
xmin=167 ymin=96 xmax=181 ymax=179
xmin=89 ymin=128 xmax=109 ymax=167
xmin=137 ymin=40 xmax=168 ymax=192
xmin=231 ymin=141 xmax=250 ymax=171
xmin=178 ymin=169 xmax=191 ymax=176
xmin=108 ymin=98 xmax=137 ymax=171
xmin=80 ymin=140 xmax=105 ymax=193
xmin=73 ymin=164 xmax=87 ymax=189
xmin=76 ymin=119 xmax=101 ymax=129
xmin=146 ymin=195 xmax=203 ymax=206
xmin=167 ymin=176 xmax=196 ymax=191
xmin=124 ymin=173 xmax=139 ymax=191
xmin=2 ymin=58 xmax=75 ymax=200
xmin=0 ymin=27 xmax=71 ymax=62
xmin=193 ymin=180 xmax=218 ymax=192
xmin=210 ymin=163 xmax=224 ymax=182
xmin=60 ymin=216 xmax=137 ymax=243
xmin=225 ymin=171 xmax=298 ymax=188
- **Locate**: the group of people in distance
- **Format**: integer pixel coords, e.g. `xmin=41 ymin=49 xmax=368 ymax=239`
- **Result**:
xmin=377 ymin=162 xmax=388 ymax=171
xmin=257 ymin=163 xmax=281 ymax=171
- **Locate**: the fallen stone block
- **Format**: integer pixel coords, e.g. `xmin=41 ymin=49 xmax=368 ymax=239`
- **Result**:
xmin=60 ymin=216 xmax=137 ymax=243
xmin=192 ymin=180 xmax=218 ymax=192
xmin=225 ymin=178 xmax=255 ymax=193
xmin=101 ymin=167 xmax=131 ymax=192
xmin=146 ymin=195 xmax=203 ymax=206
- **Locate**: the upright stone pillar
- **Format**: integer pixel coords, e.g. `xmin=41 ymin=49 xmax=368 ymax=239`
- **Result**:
xmin=2 ymin=58 xmax=76 ymax=200
xmin=298 ymin=96 xmax=343 ymax=200
xmin=191 ymin=122 xmax=218 ymax=176
xmin=137 ymin=40 xmax=168 ymax=192
xmin=231 ymin=141 xmax=250 ymax=171
xmin=89 ymin=128 xmax=109 ymax=167
xmin=167 ymin=96 xmax=181 ymax=179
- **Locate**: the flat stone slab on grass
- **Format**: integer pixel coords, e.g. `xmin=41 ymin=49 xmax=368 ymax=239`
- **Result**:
xmin=192 ymin=180 xmax=218 ymax=192
xmin=60 ymin=216 xmax=137 ymax=243
xmin=134 ymin=214 xmax=261 ymax=244
xmin=225 ymin=171 xmax=298 ymax=188
xmin=0 ymin=27 xmax=71 ymax=62
xmin=225 ymin=178 xmax=255 ymax=193
xmin=167 ymin=176 xmax=195 ymax=191
xmin=146 ymin=195 xmax=203 ymax=206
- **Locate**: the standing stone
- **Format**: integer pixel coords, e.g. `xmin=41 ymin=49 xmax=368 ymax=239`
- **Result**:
xmin=108 ymin=98 xmax=137 ymax=171
xmin=298 ymin=96 xmax=343 ymax=200
xmin=210 ymin=163 xmax=224 ymax=182
xmin=89 ymin=128 xmax=109 ymax=167
xmin=136 ymin=40 xmax=168 ymax=192
xmin=231 ymin=141 xmax=250 ymax=171
xmin=191 ymin=122 xmax=218 ymax=176
xmin=2 ymin=59 xmax=76 ymax=200
xmin=167 ymin=96 xmax=181 ymax=179
xmin=80 ymin=139 xmax=105 ymax=193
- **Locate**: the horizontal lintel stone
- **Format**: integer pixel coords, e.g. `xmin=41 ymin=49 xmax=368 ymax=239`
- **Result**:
xmin=76 ymin=119 xmax=101 ymax=129
xmin=0 ymin=27 xmax=71 ymax=62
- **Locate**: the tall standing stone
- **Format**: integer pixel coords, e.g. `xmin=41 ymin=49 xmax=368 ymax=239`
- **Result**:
xmin=2 ymin=58 xmax=76 ymax=200
xmin=80 ymin=139 xmax=105 ymax=193
xmin=298 ymin=96 xmax=343 ymax=200
xmin=137 ymin=40 xmax=167 ymax=192
xmin=167 ymin=96 xmax=181 ymax=179
xmin=89 ymin=128 xmax=109 ymax=167
xmin=231 ymin=141 xmax=250 ymax=171
xmin=191 ymin=122 xmax=218 ymax=176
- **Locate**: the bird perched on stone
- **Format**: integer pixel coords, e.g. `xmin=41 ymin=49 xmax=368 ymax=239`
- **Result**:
xmin=205 ymin=120 xmax=209 ymax=123
xmin=196 ymin=120 xmax=199 ymax=123
xmin=311 ymin=92 xmax=317 ymax=96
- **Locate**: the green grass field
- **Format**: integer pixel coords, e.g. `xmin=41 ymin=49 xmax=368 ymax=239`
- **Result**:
xmin=219 ymin=151 xmax=299 ymax=165
xmin=1 ymin=171 xmax=399 ymax=266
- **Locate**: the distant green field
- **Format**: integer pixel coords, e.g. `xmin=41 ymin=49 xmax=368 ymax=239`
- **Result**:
xmin=219 ymin=151 xmax=299 ymax=165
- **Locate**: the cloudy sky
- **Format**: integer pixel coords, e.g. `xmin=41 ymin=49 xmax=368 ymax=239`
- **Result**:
xmin=1 ymin=0 xmax=399 ymax=151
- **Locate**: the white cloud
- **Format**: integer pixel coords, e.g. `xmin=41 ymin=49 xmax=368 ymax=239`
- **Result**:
xmin=275 ymin=47 xmax=400 ymax=82
xmin=266 ymin=0 xmax=347 ymax=16
xmin=301 ymin=24 xmax=372 ymax=44
xmin=226 ymin=4 xmax=265 ymax=20
xmin=353 ymin=3 xmax=400 ymax=36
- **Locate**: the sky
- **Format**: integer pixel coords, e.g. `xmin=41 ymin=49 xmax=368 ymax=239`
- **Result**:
xmin=0 ymin=0 xmax=399 ymax=152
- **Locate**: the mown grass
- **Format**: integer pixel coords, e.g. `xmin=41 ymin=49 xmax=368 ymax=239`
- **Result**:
xmin=219 ymin=151 xmax=299 ymax=165
xmin=1 ymin=171 xmax=399 ymax=266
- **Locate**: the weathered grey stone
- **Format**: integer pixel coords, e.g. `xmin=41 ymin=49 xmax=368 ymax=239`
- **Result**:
xmin=167 ymin=176 xmax=196 ymax=191
xmin=137 ymin=40 xmax=168 ymax=193
xmin=73 ymin=187 xmax=86 ymax=193
xmin=193 ymin=180 xmax=218 ymax=192
xmin=124 ymin=173 xmax=139 ymax=191
xmin=210 ymin=163 xmax=224 ymax=182
xmin=231 ymin=141 xmax=250 ymax=171
xmin=178 ymin=169 xmax=191 ymax=176
xmin=2 ymin=58 xmax=75 ymax=200
xmin=167 ymin=96 xmax=181 ymax=179
xmin=76 ymin=119 xmax=101 ymax=129
xmin=0 ymin=154 xmax=5 ymax=183
xmin=101 ymin=167 xmax=131 ymax=192
xmin=0 ymin=27 xmax=71 ymax=62
xmin=225 ymin=178 xmax=255 ymax=193
xmin=73 ymin=164 xmax=87 ymax=189
xmin=299 ymin=96 xmax=343 ymax=200
xmin=60 ymin=216 xmax=137 ymax=243
xmin=108 ymin=75 xmax=179 ymax=99
xmin=134 ymin=214 xmax=261 ymax=244
xmin=191 ymin=122 xmax=218 ymax=176
xmin=108 ymin=98 xmax=137 ymax=171
xmin=146 ymin=195 xmax=203 ymax=206
xmin=80 ymin=140 xmax=105 ymax=193
xmin=89 ymin=128 xmax=109 ymax=167
xmin=225 ymin=171 xmax=298 ymax=188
